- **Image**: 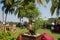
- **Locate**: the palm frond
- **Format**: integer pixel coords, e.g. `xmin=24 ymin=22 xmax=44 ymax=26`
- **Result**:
xmin=14 ymin=8 xmax=19 ymax=15
xmin=56 ymin=6 xmax=60 ymax=16
xmin=45 ymin=0 xmax=49 ymax=3
xmin=35 ymin=0 xmax=46 ymax=7
xmin=50 ymin=0 xmax=57 ymax=15
xmin=0 ymin=0 xmax=4 ymax=3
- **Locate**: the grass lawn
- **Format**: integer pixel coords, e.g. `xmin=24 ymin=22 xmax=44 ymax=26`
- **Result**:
xmin=13 ymin=27 xmax=60 ymax=40
xmin=36 ymin=28 xmax=60 ymax=40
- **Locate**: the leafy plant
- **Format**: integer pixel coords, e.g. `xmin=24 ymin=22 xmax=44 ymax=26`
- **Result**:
xmin=0 ymin=31 xmax=16 ymax=40
xmin=33 ymin=18 xmax=44 ymax=32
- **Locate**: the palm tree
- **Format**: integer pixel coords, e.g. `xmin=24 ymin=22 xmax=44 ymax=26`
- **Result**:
xmin=1 ymin=0 xmax=15 ymax=23
xmin=0 ymin=0 xmax=15 ymax=32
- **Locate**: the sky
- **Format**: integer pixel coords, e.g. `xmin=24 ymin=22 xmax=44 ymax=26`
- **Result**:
xmin=0 ymin=1 xmax=57 ymax=22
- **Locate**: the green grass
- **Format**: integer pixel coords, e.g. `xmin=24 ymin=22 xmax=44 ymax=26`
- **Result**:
xmin=36 ymin=28 xmax=60 ymax=40
xmin=12 ymin=27 xmax=60 ymax=40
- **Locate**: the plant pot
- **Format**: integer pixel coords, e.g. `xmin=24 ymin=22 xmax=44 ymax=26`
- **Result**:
xmin=21 ymin=33 xmax=41 ymax=40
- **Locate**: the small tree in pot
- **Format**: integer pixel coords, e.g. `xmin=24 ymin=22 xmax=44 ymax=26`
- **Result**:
xmin=15 ymin=2 xmax=40 ymax=35
xmin=23 ymin=2 xmax=40 ymax=35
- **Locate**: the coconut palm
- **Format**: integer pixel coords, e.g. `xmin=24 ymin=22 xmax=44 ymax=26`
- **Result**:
xmin=1 ymin=0 xmax=15 ymax=23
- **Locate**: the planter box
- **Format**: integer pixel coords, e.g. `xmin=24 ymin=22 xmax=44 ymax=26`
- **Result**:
xmin=22 ymin=34 xmax=41 ymax=40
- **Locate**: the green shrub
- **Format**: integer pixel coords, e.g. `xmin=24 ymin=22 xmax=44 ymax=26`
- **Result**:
xmin=0 ymin=31 xmax=16 ymax=40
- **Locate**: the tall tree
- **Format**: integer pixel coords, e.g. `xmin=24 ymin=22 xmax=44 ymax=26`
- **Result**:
xmin=1 ymin=0 xmax=15 ymax=23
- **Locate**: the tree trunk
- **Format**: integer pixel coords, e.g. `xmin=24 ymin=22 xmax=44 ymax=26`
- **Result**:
xmin=28 ymin=18 xmax=35 ymax=35
xmin=29 ymin=18 xmax=32 ymax=24
xmin=4 ymin=14 xmax=7 ymax=32
xmin=5 ymin=14 xmax=7 ymax=23
xmin=2 ymin=10 xmax=4 ymax=22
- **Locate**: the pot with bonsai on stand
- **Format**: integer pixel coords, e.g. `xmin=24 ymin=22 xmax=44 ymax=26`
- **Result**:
xmin=22 ymin=22 xmax=41 ymax=40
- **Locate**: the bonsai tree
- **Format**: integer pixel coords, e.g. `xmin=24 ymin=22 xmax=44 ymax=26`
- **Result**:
xmin=15 ymin=2 xmax=40 ymax=35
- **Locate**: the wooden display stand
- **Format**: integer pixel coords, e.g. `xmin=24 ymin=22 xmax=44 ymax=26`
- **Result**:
xmin=22 ymin=34 xmax=41 ymax=40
